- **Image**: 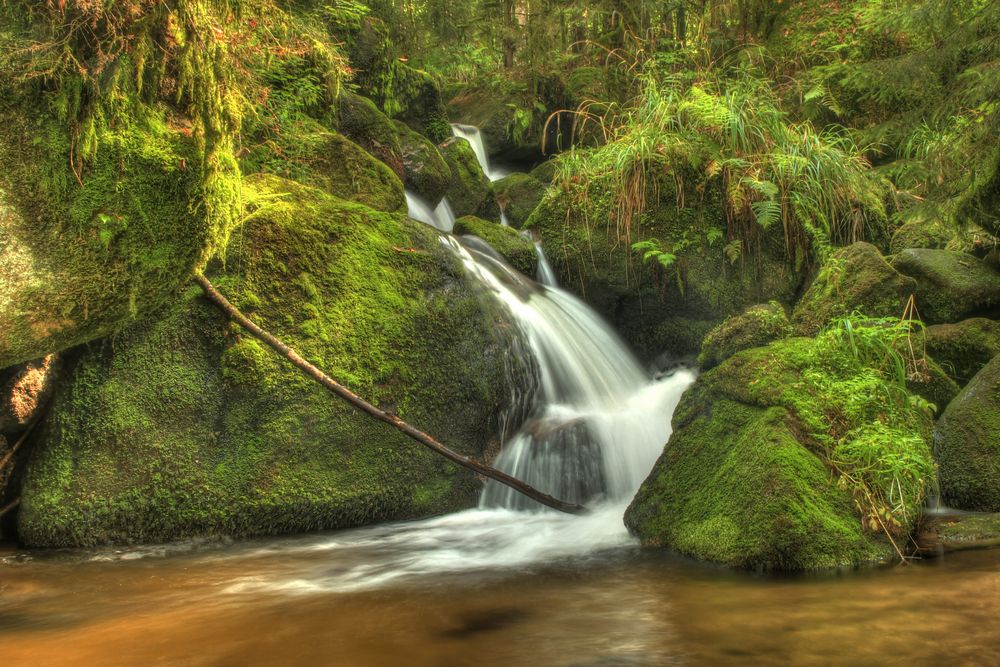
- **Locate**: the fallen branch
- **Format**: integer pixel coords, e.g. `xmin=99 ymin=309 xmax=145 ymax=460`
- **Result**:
xmin=194 ymin=274 xmax=588 ymax=515
xmin=0 ymin=411 xmax=45 ymax=474
xmin=0 ymin=496 xmax=19 ymax=520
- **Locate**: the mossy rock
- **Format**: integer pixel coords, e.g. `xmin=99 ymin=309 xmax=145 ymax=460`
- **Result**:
xmin=925 ymin=513 xmax=1000 ymax=553
xmin=526 ymin=173 xmax=801 ymax=359
xmin=493 ymin=173 xmax=548 ymax=229
xmin=394 ymin=121 xmax=451 ymax=204
xmin=17 ymin=175 xmax=528 ymax=547
xmin=924 ymin=318 xmax=1000 ymax=386
xmin=529 ymin=160 xmax=558 ymax=184
xmin=453 ymin=216 xmax=538 ymax=276
xmin=934 ymin=353 xmax=1000 ymax=512
xmin=793 ymin=243 xmax=916 ymax=336
xmin=905 ymin=357 xmax=960 ymax=417
xmin=889 ymin=219 xmax=952 ymax=254
xmin=891 ymin=249 xmax=1000 ymax=324
xmin=441 ymin=137 xmax=499 ymax=221
xmin=698 ymin=302 xmax=792 ymax=369
xmin=626 ymin=334 xmax=936 ymax=570
xmin=0 ymin=101 xmax=225 ymax=369
xmin=336 ymin=90 xmax=405 ymax=177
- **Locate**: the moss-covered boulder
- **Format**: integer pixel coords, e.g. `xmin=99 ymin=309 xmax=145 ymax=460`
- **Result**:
xmin=493 ymin=173 xmax=548 ymax=229
xmin=934 ymin=354 xmax=1000 ymax=512
xmin=793 ymin=243 xmax=916 ymax=336
xmin=697 ymin=303 xmax=792 ymax=369
xmin=453 ymin=216 xmax=538 ymax=276
xmin=394 ymin=121 xmax=451 ymax=204
xmin=0 ymin=105 xmax=225 ymax=369
xmin=625 ymin=332 xmax=936 ymax=571
xmin=924 ymin=318 xmax=1000 ymax=386
xmin=526 ymin=175 xmax=801 ymax=359
xmin=336 ymin=90 xmax=405 ymax=176
xmin=17 ymin=175 xmax=527 ymax=547
xmin=889 ymin=219 xmax=952 ymax=254
xmin=891 ymin=249 xmax=1000 ymax=323
xmin=442 ymin=137 xmax=499 ymax=220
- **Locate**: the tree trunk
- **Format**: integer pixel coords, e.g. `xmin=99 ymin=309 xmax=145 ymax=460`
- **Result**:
xmin=194 ymin=274 xmax=588 ymax=516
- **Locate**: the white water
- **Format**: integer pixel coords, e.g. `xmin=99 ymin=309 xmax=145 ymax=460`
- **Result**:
xmin=451 ymin=123 xmax=511 ymax=181
xmin=229 ymin=213 xmax=693 ymax=595
xmin=535 ymin=242 xmax=558 ymax=287
xmin=405 ymin=190 xmax=456 ymax=233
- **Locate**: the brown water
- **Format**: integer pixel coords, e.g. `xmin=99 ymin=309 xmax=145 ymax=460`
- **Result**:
xmin=1 ymin=511 xmax=999 ymax=667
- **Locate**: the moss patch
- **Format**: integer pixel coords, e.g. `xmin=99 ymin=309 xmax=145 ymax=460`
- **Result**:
xmin=698 ymin=302 xmax=792 ymax=369
xmin=442 ymin=137 xmax=499 ymax=220
xmin=493 ymin=173 xmax=548 ymax=229
xmin=924 ymin=318 xmax=1000 ymax=386
xmin=626 ymin=331 xmax=936 ymax=571
xmin=453 ymin=216 xmax=538 ymax=276
xmin=891 ymin=249 xmax=1000 ymax=324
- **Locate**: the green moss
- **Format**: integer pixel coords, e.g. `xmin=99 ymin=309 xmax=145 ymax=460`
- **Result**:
xmin=625 ymin=331 xmax=936 ymax=571
xmin=924 ymin=318 xmax=1000 ymax=386
xmin=793 ymin=243 xmax=916 ymax=336
xmin=18 ymin=176 xmax=524 ymax=547
xmin=0 ymin=93 xmax=225 ymax=369
xmin=891 ymin=249 xmax=1000 ymax=324
xmin=493 ymin=173 xmax=548 ymax=229
xmin=394 ymin=120 xmax=451 ymax=203
xmin=442 ymin=137 xmax=499 ymax=220
xmin=933 ymin=513 xmax=1000 ymax=551
xmin=935 ymin=354 xmax=1000 ymax=512
xmin=889 ymin=219 xmax=952 ymax=254
xmin=453 ymin=216 xmax=537 ymax=276
xmin=335 ymin=90 xmax=405 ymax=176
xmin=698 ymin=302 xmax=792 ymax=369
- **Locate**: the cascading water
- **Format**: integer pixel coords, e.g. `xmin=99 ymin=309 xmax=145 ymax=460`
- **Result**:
xmin=534 ymin=242 xmax=558 ymax=287
xmin=404 ymin=190 xmax=456 ymax=233
xmin=451 ymin=123 xmax=511 ymax=182
xmin=446 ymin=238 xmax=693 ymax=510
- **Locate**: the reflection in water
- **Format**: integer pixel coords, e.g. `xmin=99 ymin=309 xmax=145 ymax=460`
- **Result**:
xmin=1 ymin=532 xmax=999 ymax=666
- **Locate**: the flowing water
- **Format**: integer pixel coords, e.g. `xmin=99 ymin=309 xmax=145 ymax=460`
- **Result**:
xmin=451 ymin=124 xmax=511 ymax=182
xmin=405 ymin=190 xmax=456 ymax=233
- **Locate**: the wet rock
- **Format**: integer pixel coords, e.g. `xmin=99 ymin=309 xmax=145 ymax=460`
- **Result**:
xmin=441 ymin=138 xmax=499 ymax=220
xmin=916 ymin=512 xmax=1000 ymax=555
xmin=924 ymin=318 xmax=1000 ymax=386
xmin=793 ymin=242 xmax=916 ymax=335
xmin=493 ymin=173 xmax=548 ymax=229
xmin=395 ymin=121 xmax=451 ymax=204
xmin=891 ymin=249 xmax=1000 ymax=324
xmin=454 ymin=216 xmax=538 ymax=277
xmin=934 ymin=353 xmax=1000 ymax=512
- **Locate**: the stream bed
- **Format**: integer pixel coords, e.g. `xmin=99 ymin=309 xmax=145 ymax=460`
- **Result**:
xmin=2 ymin=515 xmax=999 ymax=666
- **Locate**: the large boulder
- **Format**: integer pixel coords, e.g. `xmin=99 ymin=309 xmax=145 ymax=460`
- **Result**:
xmin=493 ymin=173 xmax=548 ymax=229
xmin=395 ymin=121 xmax=451 ymax=204
xmin=17 ymin=176 xmax=528 ymax=547
xmin=889 ymin=218 xmax=952 ymax=254
xmin=934 ymin=354 xmax=1000 ymax=512
xmin=336 ymin=91 xmax=405 ymax=177
xmin=891 ymin=249 xmax=1000 ymax=323
xmin=0 ymin=110 xmax=227 ymax=370
xmin=625 ymin=332 xmax=936 ymax=571
xmin=924 ymin=318 xmax=1000 ymax=386
xmin=793 ymin=243 xmax=916 ymax=335
xmin=441 ymin=137 xmax=499 ymax=220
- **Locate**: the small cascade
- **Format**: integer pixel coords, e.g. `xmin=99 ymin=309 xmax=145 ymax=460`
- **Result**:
xmin=405 ymin=190 xmax=456 ymax=233
xmin=445 ymin=237 xmax=694 ymax=511
xmin=534 ymin=243 xmax=558 ymax=287
xmin=451 ymin=123 xmax=510 ymax=182
xmin=500 ymin=210 xmax=511 ymax=227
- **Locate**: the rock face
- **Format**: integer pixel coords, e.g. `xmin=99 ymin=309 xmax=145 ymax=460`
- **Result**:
xmin=493 ymin=173 xmax=548 ymax=229
xmin=697 ymin=303 xmax=792 ymax=369
xmin=891 ymin=249 xmax=1000 ymax=324
xmin=17 ymin=175 xmax=527 ymax=547
xmin=453 ymin=216 xmax=538 ymax=277
xmin=889 ymin=219 xmax=952 ymax=254
xmin=0 ymin=107 xmax=225 ymax=370
xmin=793 ymin=243 xmax=916 ymax=335
xmin=935 ymin=354 xmax=1000 ymax=512
xmin=924 ymin=318 xmax=1000 ymax=386
xmin=625 ymin=333 xmax=936 ymax=571
xmin=526 ymin=176 xmax=801 ymax=358
xmin=395 ymin=121 xmax=451 ymax=204
xmin=441 ymin=138 xmax=499 ymax=220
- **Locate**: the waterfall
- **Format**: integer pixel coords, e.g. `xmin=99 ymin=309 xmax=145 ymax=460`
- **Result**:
xmin=451 ymin=123 xmax=510 ymax=182
xmin=445 ymin=237 xmax=694 ymax=511
xmin=534 ymin=242 xmax=558 ymax=287
xmin=404 ymin=190 xmax=456 ymax=233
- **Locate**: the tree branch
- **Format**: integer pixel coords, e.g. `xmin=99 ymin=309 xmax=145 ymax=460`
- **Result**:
xmin=194 ymin=274 xmax=588 ymax=515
